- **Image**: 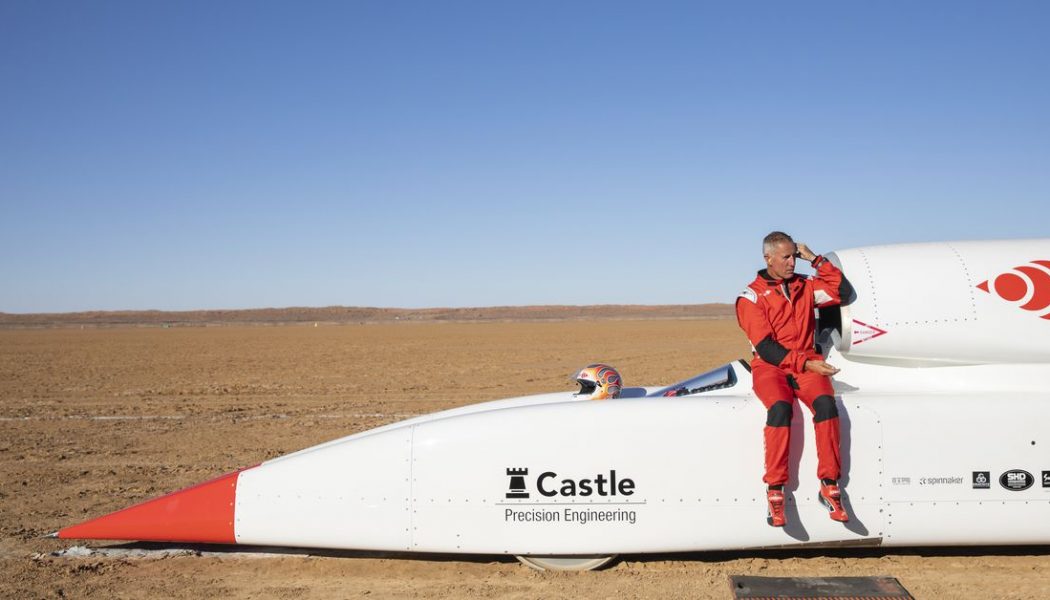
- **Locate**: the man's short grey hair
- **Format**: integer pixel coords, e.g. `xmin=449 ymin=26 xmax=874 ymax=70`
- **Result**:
xmin=763 ymin=231 xmax=794 ymax=256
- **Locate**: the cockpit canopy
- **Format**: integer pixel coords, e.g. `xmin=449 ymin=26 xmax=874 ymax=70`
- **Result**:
xmin=647 ymin=362 xmax=740 ymax=398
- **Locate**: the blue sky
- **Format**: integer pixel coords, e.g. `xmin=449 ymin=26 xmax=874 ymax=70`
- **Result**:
xmin=2 ymin=1 xmax=1048 ymax=312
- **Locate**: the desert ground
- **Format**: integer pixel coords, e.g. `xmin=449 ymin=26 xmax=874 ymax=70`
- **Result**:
xmin=2 ymin=315 xmax=1048 ymax=598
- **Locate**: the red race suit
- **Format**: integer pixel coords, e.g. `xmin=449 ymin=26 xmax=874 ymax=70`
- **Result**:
xmin=735 ymin=256 xmax=849 ymax=486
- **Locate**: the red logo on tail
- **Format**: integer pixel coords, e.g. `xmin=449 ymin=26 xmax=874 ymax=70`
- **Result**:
xmin=976 ymin=261 xmax=1050 ymax=319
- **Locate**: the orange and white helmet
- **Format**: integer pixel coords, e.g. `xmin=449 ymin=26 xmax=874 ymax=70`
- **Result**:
xmin=571 ymin=363 xmax=623 ymax=400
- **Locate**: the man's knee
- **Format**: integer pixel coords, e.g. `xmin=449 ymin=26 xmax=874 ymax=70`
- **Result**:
xmin=766 ymin=401 xmax=792 ymax=427
xmin=813 ymin=395 xmax=838 ymax=422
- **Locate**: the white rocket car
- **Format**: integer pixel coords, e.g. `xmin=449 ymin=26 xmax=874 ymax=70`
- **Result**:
xmin=56 ymin=239 xmax=1050 ymax=571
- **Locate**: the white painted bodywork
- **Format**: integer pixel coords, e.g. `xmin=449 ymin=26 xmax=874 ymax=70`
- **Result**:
xmin=827 ymin=239 xmax=1050 ymax=365
xmin=233 ymin=239 xmax=1050 ymax=554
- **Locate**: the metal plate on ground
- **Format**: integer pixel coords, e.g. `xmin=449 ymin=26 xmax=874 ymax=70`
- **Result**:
xmin=730 ymin=576 xmax=913 ymax=599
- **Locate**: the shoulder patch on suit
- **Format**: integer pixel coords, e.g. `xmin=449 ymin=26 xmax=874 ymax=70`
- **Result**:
xmin=738 ymin=288 xmax=757 ymax=304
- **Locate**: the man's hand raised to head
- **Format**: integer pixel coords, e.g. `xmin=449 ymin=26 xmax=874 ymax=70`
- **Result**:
xmin=804 ymin=359 xmax=840 ymax=376
xmin=795 ymin=243 xmax=817 ymax=262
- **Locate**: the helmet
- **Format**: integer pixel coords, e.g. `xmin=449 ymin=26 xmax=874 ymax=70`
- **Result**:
xmin=571 ymin=363 xmax=623 ymax=400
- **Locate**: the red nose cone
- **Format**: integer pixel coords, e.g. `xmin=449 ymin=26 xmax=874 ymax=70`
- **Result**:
xmin=57 ymin=469 xmax=248 ymax=544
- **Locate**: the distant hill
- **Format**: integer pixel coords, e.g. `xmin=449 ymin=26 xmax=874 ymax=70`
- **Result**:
xmin=0 ymin=304 xmax=734 ymax=328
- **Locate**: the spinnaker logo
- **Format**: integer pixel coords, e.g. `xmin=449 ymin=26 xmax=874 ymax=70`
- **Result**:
xmin=504 ymin=467 xmax=636 ymax=499
xmin=999 ymin=469 xmax=1034 ymax=491
xmin=977 ymin=261 xmax=1050 ymax=320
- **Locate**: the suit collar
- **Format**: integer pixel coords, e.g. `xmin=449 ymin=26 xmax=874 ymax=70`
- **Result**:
xmin=757 ymin=269 xmax=804 ymax=286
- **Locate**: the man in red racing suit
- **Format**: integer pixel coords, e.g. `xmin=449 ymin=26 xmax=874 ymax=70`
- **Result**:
xmin=735 ymin=231 xmax=852 ymax=527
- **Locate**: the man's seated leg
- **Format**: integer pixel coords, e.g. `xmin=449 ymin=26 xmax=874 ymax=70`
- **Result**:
xmin=753 ymin=365 xmax=795 ymax=526
xmin=798 ymin=372 xmax=848 ymax=522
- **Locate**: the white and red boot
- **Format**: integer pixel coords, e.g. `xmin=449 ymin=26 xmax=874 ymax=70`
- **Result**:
xmin=818 ymin=479 xmax=849 ymax=522
xmin=766 ymin=486 xmax=786 ymax=527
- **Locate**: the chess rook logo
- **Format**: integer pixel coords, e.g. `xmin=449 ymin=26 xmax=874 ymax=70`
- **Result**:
xmin=506 ymin=467 xmax=529 ymax=499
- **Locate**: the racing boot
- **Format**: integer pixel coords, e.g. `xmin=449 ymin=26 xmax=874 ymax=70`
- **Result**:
xmin=818 ymin=479 xmax=849 ymax=522
xmin=766 ymin=486 xmax=786 ymax=527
